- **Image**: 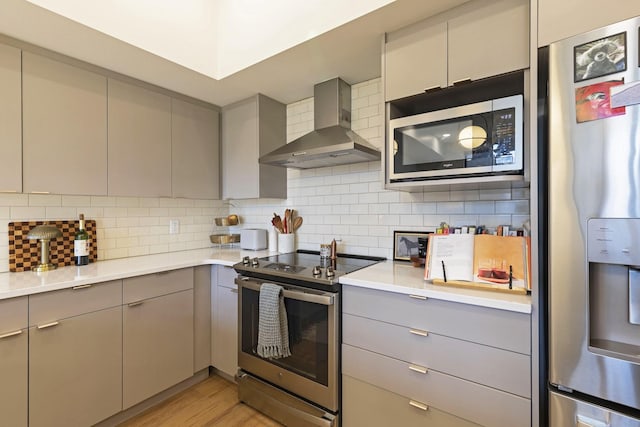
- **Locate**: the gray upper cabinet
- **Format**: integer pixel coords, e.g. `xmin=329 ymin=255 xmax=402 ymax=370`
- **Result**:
xmin=222 ymin=94 xmax=287 ymax=199
xmin=171 ymin=98 xmax=220 ymax=199
xmin=384 ymin=20 xmax=448 ymax=102
xmin=384 ymin=0 xmax=529 ymax=101
xmin=23 ymin=52 xmax=108 ymax=195
xmin=447 ymin=0 xmax=529 ymax=85
xmin=0 ymin=43 xmax=21 ymax=193
xmin=108 ymin=79 xmax=172 ymax=197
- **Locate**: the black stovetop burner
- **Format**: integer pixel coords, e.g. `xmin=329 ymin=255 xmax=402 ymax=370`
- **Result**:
xmin=233 ymin=250 xmax=385 ymax=292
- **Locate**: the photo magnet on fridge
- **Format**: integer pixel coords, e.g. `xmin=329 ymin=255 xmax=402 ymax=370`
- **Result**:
xmin=574 ymin=31 xmax=626 ymax=83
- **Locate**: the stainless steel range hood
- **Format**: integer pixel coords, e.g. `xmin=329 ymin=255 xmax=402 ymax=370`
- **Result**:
xmin=259 ymin=78 xmax=381 ymax=169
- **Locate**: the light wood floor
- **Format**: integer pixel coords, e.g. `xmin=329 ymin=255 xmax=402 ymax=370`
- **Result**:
xmin=119 ymin=374 xmax=283 ymax=427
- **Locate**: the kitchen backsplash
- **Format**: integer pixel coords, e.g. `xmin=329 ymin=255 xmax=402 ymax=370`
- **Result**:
xmin=231 ymin=77 xmax=530 ymax=259
xmin=0 ymin=77 xmax=529 ymax=272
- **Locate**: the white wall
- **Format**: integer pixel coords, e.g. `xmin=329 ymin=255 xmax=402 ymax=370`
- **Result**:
xmin=230 ymin=77 xmax=531 ymax=259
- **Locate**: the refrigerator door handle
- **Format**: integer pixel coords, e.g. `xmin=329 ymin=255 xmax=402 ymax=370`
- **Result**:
xmin=576 ymin=414 xmax=610 ymax=427
xmin=629 ymin=267 xmax=640 ymax=325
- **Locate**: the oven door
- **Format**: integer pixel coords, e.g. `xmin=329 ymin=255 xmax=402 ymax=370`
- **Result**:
xmin=237 ymin=276 xmax=339 ymax=412
xmin=388 ymin=94 xmax=523 ymax=181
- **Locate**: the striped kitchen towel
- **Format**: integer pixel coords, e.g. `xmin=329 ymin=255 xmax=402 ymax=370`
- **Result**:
xmin=257 ymin=283 xmax=291 ymax=359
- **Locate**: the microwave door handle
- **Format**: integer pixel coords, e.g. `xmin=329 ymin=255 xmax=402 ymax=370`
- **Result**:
xmin=239 ymin=279 xmax=334 ymax=306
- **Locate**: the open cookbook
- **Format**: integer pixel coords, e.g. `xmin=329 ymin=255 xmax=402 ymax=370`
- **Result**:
xmin=424 ymin=234 xmax=531 ymax=293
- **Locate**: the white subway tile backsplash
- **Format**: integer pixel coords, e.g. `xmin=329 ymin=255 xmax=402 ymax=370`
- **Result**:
xmin=28 ymin=194 xmax=61 ymax=206
xmin=11 ymin=206 xmax=46 ymax=220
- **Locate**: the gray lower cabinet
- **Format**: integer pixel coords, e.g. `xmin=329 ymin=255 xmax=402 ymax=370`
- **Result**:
xmin=342 ymin=285 xmax=531 ymax=427
xmin=194 ymin=265 xmax=212 ymax=372
xmin=123 ymin=269 xmax=194 ymax=409
xmin=0 ymin=42 xmax=22 ymax=193
xmin=0 ymin=297 xmax=28 ymax=427
xmin=212 ymin=265 xmax=238 ymax=378
xmin=28 ymin=280 xmax=123 ymax=427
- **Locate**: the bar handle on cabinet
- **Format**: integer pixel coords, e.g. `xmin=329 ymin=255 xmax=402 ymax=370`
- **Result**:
xmin=0 ymin=329 xmax=23 ymax=339
xmin=409 ymin=294 xmax=427 ymax=300
xmin=30 ymin=191 xmax=50 ymax=194
xmin=72 ymin=284 xmax=92 ymax=290
xmin=576 ymin=414 xmax=610 ymax=427
xmin=230 ymin=288 xmax=238 ymax=294
xmin=37 ymin=321 xmax=59 ymax=330
xmin=128 ymin=301 xmax=144 ymax=307
xmin=452 ymin=78 xmax=472 ymax=86
xmin=408 ymin=364 xmax=428 ymax=374
xmin=409 ymin=328 xmax=429 ymax=337
xmin=409 ymin=400 xmax=429 ymax=411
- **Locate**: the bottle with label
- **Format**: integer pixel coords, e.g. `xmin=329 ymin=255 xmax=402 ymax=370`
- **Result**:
xmin=74 ymin=213 xmax=90 ymax=266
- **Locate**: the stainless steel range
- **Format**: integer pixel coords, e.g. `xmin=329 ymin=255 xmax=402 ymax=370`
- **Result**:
xmin=233 ymin=250 xmax=384 ymax=427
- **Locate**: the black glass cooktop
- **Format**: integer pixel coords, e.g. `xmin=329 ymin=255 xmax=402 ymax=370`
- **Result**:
xmin=233 ymin=250 xmax=385 ymax=291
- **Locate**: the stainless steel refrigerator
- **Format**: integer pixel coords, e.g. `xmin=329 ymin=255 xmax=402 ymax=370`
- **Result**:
xmin=548 ymin=16 xmax=640 ymax=426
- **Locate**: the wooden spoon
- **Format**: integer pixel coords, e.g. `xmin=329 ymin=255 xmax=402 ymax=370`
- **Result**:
xmin=292 ymin=216 xmax=303 ymax=232
xmin=272 ymin=213 xmax=284 ymax=233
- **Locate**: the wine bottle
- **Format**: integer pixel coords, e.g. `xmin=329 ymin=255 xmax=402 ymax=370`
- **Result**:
xmin=74 ymin=213 xmax=90 ymax=266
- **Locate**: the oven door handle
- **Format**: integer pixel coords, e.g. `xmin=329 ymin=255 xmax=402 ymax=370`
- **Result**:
xmin=238 ymin=279 xmax=335 ymax=306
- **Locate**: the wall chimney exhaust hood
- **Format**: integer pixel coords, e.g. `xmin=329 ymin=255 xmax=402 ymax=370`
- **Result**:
xmin=259 ymin=78 xmax=381 ymax=169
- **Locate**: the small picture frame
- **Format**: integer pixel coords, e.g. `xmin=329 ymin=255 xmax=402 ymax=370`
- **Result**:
xmin=393 ymin=230 xmax=431 ymax=262
xmin=574 ymin=31 xmax=626 ymax=83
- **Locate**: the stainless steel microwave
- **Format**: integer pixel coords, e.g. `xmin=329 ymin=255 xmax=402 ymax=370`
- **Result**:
xmin=387 ymin=94 xmax=523 ymax=182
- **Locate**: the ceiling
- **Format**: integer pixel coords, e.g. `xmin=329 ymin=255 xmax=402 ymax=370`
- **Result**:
xmin=0 ymin=0 xmax=469 ymax=106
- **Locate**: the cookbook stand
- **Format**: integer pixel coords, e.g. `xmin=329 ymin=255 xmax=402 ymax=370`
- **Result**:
xmin=431 ymin=278 xmax=529 ymax=295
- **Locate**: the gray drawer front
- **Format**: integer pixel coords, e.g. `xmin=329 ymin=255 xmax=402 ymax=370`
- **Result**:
xmin=0 ymin=296 xmax=28 ymax=332
xmin=29 ymin=280 xmax=122 ymax=326
xmin=343 ymin=344 xmax=531 ymax=427
xmin=343 ymin=375 xmax=481 ymax=427
xmin=124 ymin=268 xmax=193 ymax=303
xmin=343 ymin=313 xmax=530 ymax=398
xmin=343 ymin=285 xmax=530 ymax=354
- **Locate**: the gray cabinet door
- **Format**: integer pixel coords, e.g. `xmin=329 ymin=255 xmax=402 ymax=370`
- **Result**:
xmin=108 ymin=79 xmax=171 ymax=197
xmin=172 ymin=98 xmax=220 ymax=199
xmin=194 ymin=265 xmax=212 ymax=372
xmin=29 ymin=306 xmax=123 ymax=427
xmin=448 ymin=0 xmax=529 ymax=84
xmin=0 ymin=297 xmax=27 ymax=427
xmin=222 ymin=94 xmax=286 ymax=199
xmin=384 ymin=20 xmax=448 ymax=102
xmin=123 ymin=289 xmax=194 ymax=409
xmin=23 ymin=52 xmax=108 ymax=195
xmin=0 ymin=43 xmax=21 ymax=193
xmin=213 ymin=279 xmax=238 ymax=378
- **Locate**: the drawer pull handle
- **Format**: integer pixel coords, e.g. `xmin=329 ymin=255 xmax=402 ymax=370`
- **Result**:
xmin=230 ymin=288 xmax=238 ymax=294
xmin=408 ymin=364 xmax=428 ymax=374
xmin=409 ymin=400 xmax=429 ymax=411
xmin=72 ymin=284 xmax=92 ymax=290
xmin=409 ymin=294 xmax=427 ymax=300
xmin=409 ymin=328 xmax=429 ymax=337
xmin=0 ymin=329 xmax=23 ymax=339
xmin=37 ymin=321 xmax=59 ymax=330
xmin=128 ymin=301 xmax=144 ymax=307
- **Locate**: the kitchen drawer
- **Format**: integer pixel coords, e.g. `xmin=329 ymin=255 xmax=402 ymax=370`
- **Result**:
xmin=0 ymin=296 xmax=28 ymax=332
xmin=342 ymin=285 xmax=530 ymax=354
xmin=217 ymin=265 xmax=238 ymax=289
xmin=29 ymin=280 xmax=121 ymax=326
xmin=342 ymin=344 xmax=531 ymax=427
xmin=343 ymin=375 xmax=481 ymax=427
xmin=124 ymin=268 xmax=193 ymax=304
xmin=343 ymin=313 xmax=530 ymax=398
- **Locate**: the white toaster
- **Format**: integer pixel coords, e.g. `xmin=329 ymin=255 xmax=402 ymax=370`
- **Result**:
xmin=240 ymin=228 xmax=268 ymax=250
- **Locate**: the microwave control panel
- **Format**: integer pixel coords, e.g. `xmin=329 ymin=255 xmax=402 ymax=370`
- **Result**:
xmin=493 ymin=108 xmax=516 ymax=165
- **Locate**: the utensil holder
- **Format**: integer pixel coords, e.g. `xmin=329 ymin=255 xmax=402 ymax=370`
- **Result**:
xmin=278 ymin=234 xmax=295 ymax=253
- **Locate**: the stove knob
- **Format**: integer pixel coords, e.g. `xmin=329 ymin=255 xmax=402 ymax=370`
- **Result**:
xmin=242 ymin=256 xmax=250 ymax=266
xmin=326 ymin=266 xmax=335 ymax=279
xmin=251 ymin=257 xmax=259 ymax=267
xmin=312 ymin=266 xmax=322 ymax=277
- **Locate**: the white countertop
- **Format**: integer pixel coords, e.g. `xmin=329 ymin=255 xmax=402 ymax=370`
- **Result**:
xmin=339 ymin=260 xmax=532 ymax=314
xmin=0 ymin=247 xmax=275 ymax=300
xmin=0 ymin=250 xmax=532 ymax=314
